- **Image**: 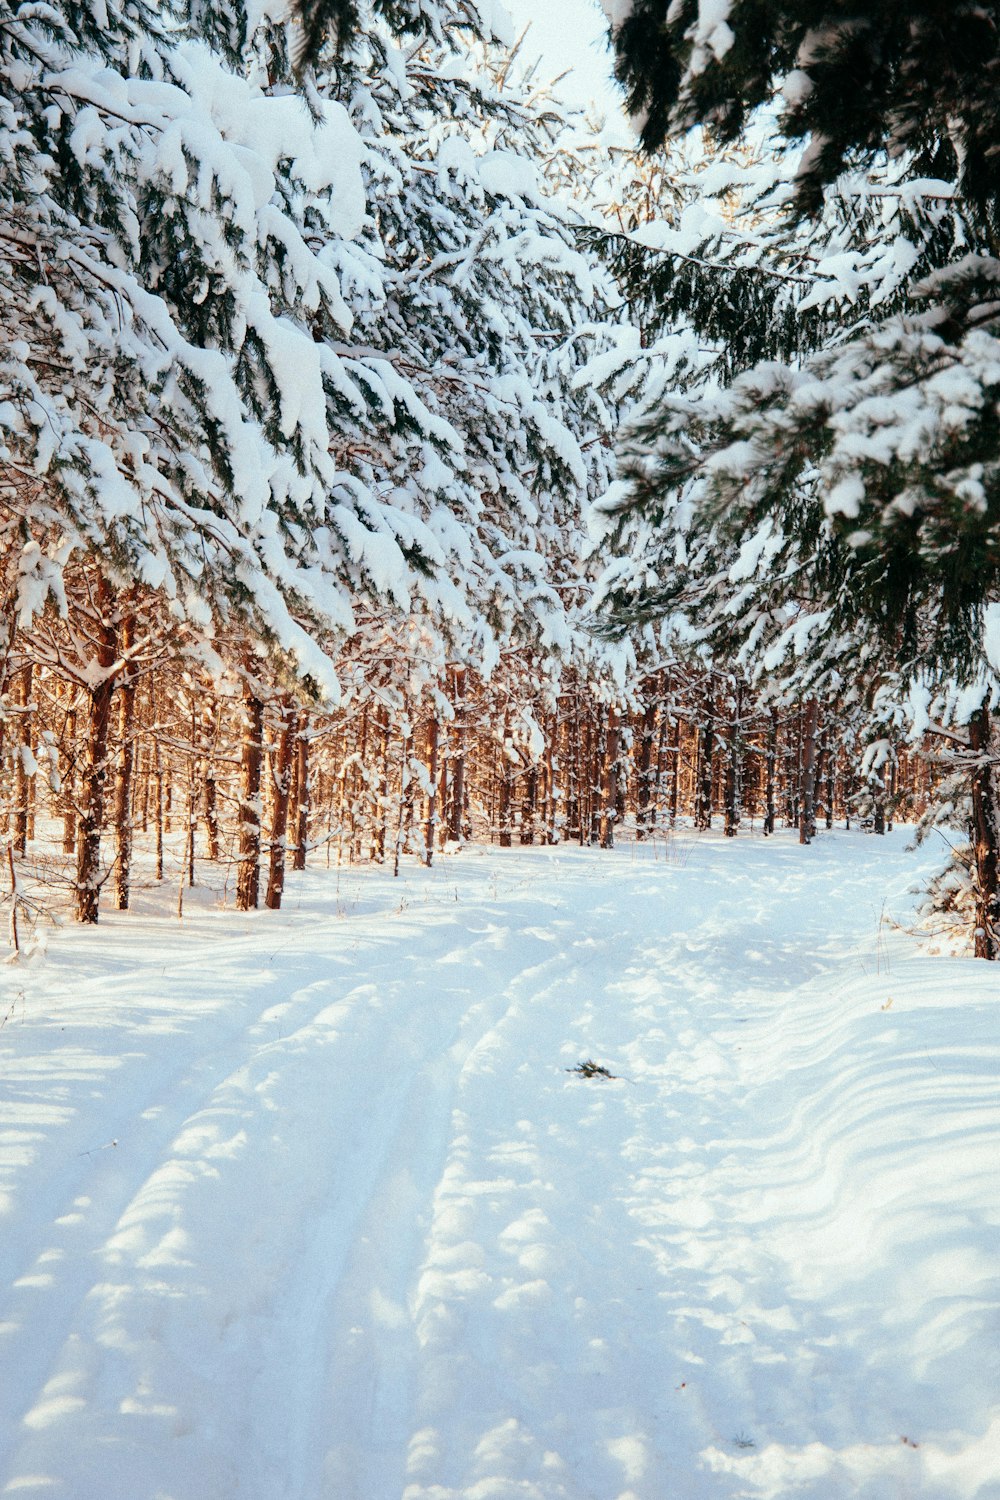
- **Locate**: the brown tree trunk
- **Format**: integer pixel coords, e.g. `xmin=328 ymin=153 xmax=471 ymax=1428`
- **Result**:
xmin=724 ymin=680 xmax=743 ymax=838
xmin=636 ymin=695 xmax=657 ymax=839
xmin=520 ymin=764 xmax=538 ymax=845
xmin=265 ymin=699 xmax=296 ymax=910
xmin=113 ymin=613 xmax=137 ymax=909
xmin=74 ymin=578 xmax=118 ymax=924
xmin=695 ymin=684 xmax=714 ymax=831
xmin=799 ymin=698 xmax=820 ymax=845
xmin=448 ymin=669 xmax=466 ymax=844
xmin=667 ymin=715 xmax=680 ymax=827
xmin=201 ymin=698 xmax=221 ymax=861
xmin=61 ymin=702 xmax=78 ymax=855
xmin=424 ymin=715 xmax=439 ymax=866
xmin=600 ymin=706 xmax=621 ymax=849
xmin=13 ymin=663 xmax=32 ymax=857
xmin=292 ymin=712 xmax=310 ymax=870
xmin=969 ymin=705 xmax=1000 ymax=959
xmin=764 ymin=708 xmax=777 ymax=835
xmin=75 ymin=678 xmax=117 ymax=922
xmin=154 ymin=738 xmax=165 ymax=882
xmin=236 ymin=684 xmax=264 ymax=911
xmin=373 ymin=707 xmax=390 ymax=864
xmin=498 ymin=715 xmax=514 ymax=848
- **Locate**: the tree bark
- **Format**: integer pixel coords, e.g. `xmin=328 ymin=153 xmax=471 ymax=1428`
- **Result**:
xmin=724 ymin=680 xmax=743 ymax=838
xmin=695 ymin=684 xmax=714 ymax=831
xmin=265 ymin=699 xmax=296 ymax=910
xmin=236 ymin=684 xmax=264 ymax=911
xmin=636 ymin=696 xmax=657 ymax=839
xmin=13 ymin=662 xmax=32 ymax=857
xmin=969 ymin=705 xmax=1000 ymax=959
xmin=75 ymin=580 xmax=117 ymax=924
xmin=448 ymin=669 xmax=466 ymax=844
xmin=424 ymin=715 xmax=439 ymax=865
xmin=498 ymin=715 xmax=514 ymax=848
xmin=799 ymin=698 xmax=820 ymax=845
xmin=292 ymin=711 xmax=310 ymax=870
xmin=113 ymin=613 xmax=137 ymax=909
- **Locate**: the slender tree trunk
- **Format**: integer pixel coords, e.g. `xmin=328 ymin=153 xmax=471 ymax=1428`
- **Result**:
xmin=598 ymin=707 xmax=621 ymax=849
xmin=695 ymin=684 xmax=714 ymax=832
xmin=113 ymin=614 xmax=137 ymax=909
xmin=13 ymin=663 xmax=32 ymax=856
xmin=154 ymin=738 xmax=165 ymax=882
xmin=969 ymin=705 xmax=1000 ymax=959
xmin=292 ymin=712 xmax=310 ymax=870
xmin=204 ymin=769 xmax=220 ymax=861
xmin=236 ymin=684 xmax=264 ymax=911
xmin=75 ymin=583 xmax=117 ymax=924
xmin=373 ymin=707 xmax=390 ymax=864
xmin=724 ymin=680 xmax=743 ymax=838
xmin=265 ymin=699 xmax=296 ymax=910
xmin=448 ymin=669 xmax=466 ymax=844
xmin=764 ymin=708 xmax=777 ymax=835
xmin=424 ymin=715 xmax=439 ymax=866
xmin=201 ymin=698 xmax=220 ymax=861
xmin=498 ymin=714 xmax=514 ymax=848
xmin=872 ymin=762 xmax=887 ymax=835
xmin=667 ymin=715 xmax=680 ymax=827
xmin=799 ymin=698 xmax=820 ymax=845
xmin=394 ymin=723 xmax=413 ymax=877
xmin=61 ymin=703 xmax=77 ymax=854
xmin=636 ymin=697 xmax=657 ymax=839
xmin=75 ymin=678 xmax=116 ymax=922
xmin=519 ymin=763 xmax=538 ymax=845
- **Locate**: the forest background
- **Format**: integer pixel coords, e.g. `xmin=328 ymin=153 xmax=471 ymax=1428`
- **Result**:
xmin=1 ymin=0 xmax=998 ymax=955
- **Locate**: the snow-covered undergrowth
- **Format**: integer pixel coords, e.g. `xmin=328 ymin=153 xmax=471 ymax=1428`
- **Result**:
xmin=1 ymin=831 xmax=997 ymax=1499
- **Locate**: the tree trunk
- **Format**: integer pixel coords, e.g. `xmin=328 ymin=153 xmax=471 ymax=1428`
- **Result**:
xmin=265 ymin=699 xmax=296 ymax=910
xmin=636 ymin=697 xmax=657 ymax=839
xmin=498 ymin=715 xmax=514 ymax=848
xmin=113 ymin=614 xmax=137 ymax=909
xmin=764 ymin=708 xmax=777 ymax=835
xmin=61 ymin=703 xmax=78 ymax=854
xmin=13 ymin=663 xmax=32 ymax=857
xmin=969 ymin=705 xmax=1000 ymax=959
xmin=201 ymin=698 xmax=221 ymax=861
xmin=695 ymin=686 xmax=714 ymax=832
xmin=724 ymin=680 xmax=742 ymax=838
xmin=799 ymin=698 xmax=820 ymax=845
xmin=599 ymin=707 xmax=621 ymax=849
xmin=75 ymin=585 xmax=117 ymax=924
xmin=424 ymin=715 xmax=439 ymax=866
xmin=236 ymin=685 xmax=264 ymax=911
xmin=448 ymin=669 xmax=466 ymax=844
xmin=292 ymin=712 xmax=310 ymax=870
xmin=520 ymin=763 xmax=538 ymax=845
xmin=667 ymin=715 xmax=680 ymax=828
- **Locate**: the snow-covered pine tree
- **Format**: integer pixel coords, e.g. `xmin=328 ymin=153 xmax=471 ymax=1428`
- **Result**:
xmin=594 ymin=0 xmax=1000 ymax=948
xmin=300 ymin=10 xmax=632 ymax=822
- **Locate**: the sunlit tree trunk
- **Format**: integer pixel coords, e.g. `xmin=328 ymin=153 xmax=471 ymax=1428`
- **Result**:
xmin=113 ymin=612 xmax=137 ymax=909
xmin=265 ymin=699 xmax=296 ymax=910
xmin=236 ymin=684 xmax=264 ymax=911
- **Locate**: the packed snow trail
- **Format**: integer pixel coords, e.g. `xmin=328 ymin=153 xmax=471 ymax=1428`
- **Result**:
xmin=0 ymin=832 xmax=997 ymax=1499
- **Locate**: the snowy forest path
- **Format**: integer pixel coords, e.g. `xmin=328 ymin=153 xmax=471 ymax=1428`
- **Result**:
xmin=1 ymin=831 xmax=993 ymax=1500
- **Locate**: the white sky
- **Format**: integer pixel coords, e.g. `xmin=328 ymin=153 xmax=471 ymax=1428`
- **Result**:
xmin=499 ymin=0 xmax=626 ymax=118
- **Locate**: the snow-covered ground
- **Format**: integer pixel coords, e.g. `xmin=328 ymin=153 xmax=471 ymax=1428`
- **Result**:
xmin=1 ymin=829 xmax=998 ymax=1500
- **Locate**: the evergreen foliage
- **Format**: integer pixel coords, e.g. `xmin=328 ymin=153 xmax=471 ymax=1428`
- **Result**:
xmin=608 ymin=1 xmax=1000 ymax=224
